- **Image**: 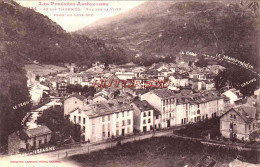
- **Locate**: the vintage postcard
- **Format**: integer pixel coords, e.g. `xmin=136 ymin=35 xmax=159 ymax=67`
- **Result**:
xmin=0 ymin=0 xmax=259 ymax=166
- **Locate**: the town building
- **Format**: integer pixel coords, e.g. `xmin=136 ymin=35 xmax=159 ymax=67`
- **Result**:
xmin=64 ymin=93 xmax=87 ymax=115
xmin=131 ymin=99 xmax=155 ymax=132
xmin=202 ymin=80 xmax=215 ymax=90
xmin=190 ymin=78 xmax=202 ymax=91
xmin=220 ymin=105 xmax=258 ymax=140
xmin=69 ymin=101 xmax=134 ymax=142
xmin=57 ymin=81 xmax=68 ymax=96
xmin=8 ymin=126 xmax=52 ymax=154
xmin=141 ymin=89 xmax=176 ymax=128
xmin=69 ymin=75 xmax=83 ymax=85
xmin=222 ymin=88 xmax=243 ymax=105
xmin=168 ymin=73 xmax=189 ymax=89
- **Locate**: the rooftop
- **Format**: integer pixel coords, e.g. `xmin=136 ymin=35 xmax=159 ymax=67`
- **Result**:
xmin=64 ymin=93 xmax=86 ymax=101
xmin=132 ymin=99 xmax=154 ymax=111
xmin=152 ymin=89 xmax=176 ymax=98
xmin=75 ymin=100 xmax=132 ymax=118
xmin=24 ymin=125 xmax=52 ymax=138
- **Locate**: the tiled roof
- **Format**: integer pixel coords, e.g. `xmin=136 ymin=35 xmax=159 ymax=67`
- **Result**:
xmin=141 ymin=70 xmax=158 ymax=75
xmin=76 ymin=100 xmax=132 ymax=118
xmin=132 ymin=99 xmax=154 ymax=111
xmin=180 ymin=89 xmax=193 ymax=95
xmin=176 ymin=91 xmax=223 ymax=104
xmin=233 ymin=105 xmax=256 ymax=123
xmin=152 ymin=89 xmax=175 ymax=98
xmin=221 ymin=105 xmax=257 ymax=123
xmin=15 ymin=130 xmax=29 ymax=140
xmin=25 ymin=125 xmax=52 ymax=138
xmin=64 ymin=93 xmax=86 ymax=101
xmin=168 ymin=73 xmax=187 ymax=79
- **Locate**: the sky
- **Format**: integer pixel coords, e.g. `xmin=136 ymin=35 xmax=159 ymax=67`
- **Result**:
xmin=17 ymin=1 xmax=145 ymax=32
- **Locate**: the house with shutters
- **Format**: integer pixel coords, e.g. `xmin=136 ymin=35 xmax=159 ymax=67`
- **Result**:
xmin=141 ymin=89 xmax=176 ymax=128
xmin=131 ymin=99 xmax=155 ymax=132
xmin=8 ymin=126 xmax=52 ymax=154
xmin=64 ymin=93 xmax=87 ymax=115
xmin=220 ymin=105 xmax=259 ymax=141
xmin=69 ymin=100 xmax=134 ymax=142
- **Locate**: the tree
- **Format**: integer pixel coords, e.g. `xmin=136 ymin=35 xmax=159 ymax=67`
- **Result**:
xmin=74 ymin=84 xmax=82 ymax=93
xmin=82 ymin=86 xmax=96 ymax=97
xmin=214 ymin=66 xmax=259 ymax=96
xmin=113 ymin=90 xmax=120 ymax=98
xmin=66 ymin=84 xmax=75 ymax=94
xmin=37 ymin=106 xmax=81 ymax=144
xmin=194 ymin=56 xmax=209 ymax=68
xmin=0 ymin=52 xmax=31 ymax=147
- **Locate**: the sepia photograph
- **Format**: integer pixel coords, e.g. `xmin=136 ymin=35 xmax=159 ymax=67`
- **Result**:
xmin=0 ymin=0 xmax=259 ymax=166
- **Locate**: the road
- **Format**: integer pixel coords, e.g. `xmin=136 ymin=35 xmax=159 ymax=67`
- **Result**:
xmin=0 ymin=130 xmax=173 ymax=167
xmin=2 ymin=129 xmax=259 ymax=167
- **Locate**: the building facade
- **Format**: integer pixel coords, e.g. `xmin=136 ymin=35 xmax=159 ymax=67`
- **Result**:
xmin=8 ymin=126 xmax=52 ymax=154
xmin=220 ymin=105 xmax=258 ymax=140
xmin=69 ymin=101 xmax=134 ymax=142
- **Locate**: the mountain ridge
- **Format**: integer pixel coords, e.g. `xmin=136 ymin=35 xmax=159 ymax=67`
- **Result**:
xmin=77 ymin=1 xmax=260 ymax=68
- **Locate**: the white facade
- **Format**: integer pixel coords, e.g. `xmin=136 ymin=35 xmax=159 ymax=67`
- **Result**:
xmin=69 ymin=105 xmax=134 ymax=142
xmin=141 ymin=91 xmax=176 ymax=128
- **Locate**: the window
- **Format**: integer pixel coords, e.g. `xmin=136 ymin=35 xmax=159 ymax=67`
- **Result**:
xmin=39 ymin=140 xmax=42 ymax=146
xmin=143 ymin=120 xmax=146 ymax=124
xmin=249 ymin=125 xmax=251 ymax=130
xmin=116 ymin=122 xmax=119 ymax=128
xmin=127 ymin=119 xmax=131 ymax=125
xmin=148 ymin=111 xmax=151 ymax=116
xmin=127 ymin=111 xmax=130 ymax=116
xmin=156 ymin=115 xmax=159 ymax=119
xmin=197 ymin=110 xmax=200 ymax=114
xmin=44 ymin=138 xmax=47 ymax=144
xmin=122 ymin=112 xmax=124 ymax=117
xmin=116 ymin=113 xmax=119 ymax=118
xmin=122 ymin=120 xmax=125 ymax=126
xmin=127 ymin=127 xmax=130 ymax=134
xmin=75 ymin=101 xmax=77 ymax=104
xmin=103 ymin=132 xmax=106 ymax=137
xmin=230 ymin=114 xmax=233 ymax=118
xmin=234 ymin=115 xmax=236 ymax=119
xmin=230 ymin=123 xmax=233 ymax=130
xmin=83 ymin=118 xmax=86 ymax=124
xmin=108 ymin=131 xmax=110 ymax=137
xmin=83 ymin=126 xmax=85 ymax=131
xmin=102 ymin=116 xmax=105 ymax=122
xmin=78 ymin=116 xmax=81 ymax=123
xmin=116 ymin=130 xmax=119 ymax=136
xmin=143 ymin=112 xmax=147 ymax=117
xmin=92 ymin=125 xmax=95 ymax=134
xmin=108 ymin=115 xmax=110 ymax=121
xmin=148 ymin=119 xmax=151 ymax=123
xmin=74 ymin=116 xmax=76 ymax=123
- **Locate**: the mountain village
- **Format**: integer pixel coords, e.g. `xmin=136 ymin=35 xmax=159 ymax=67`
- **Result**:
xmin=8 ymin=54 xmax=260 ymax=156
